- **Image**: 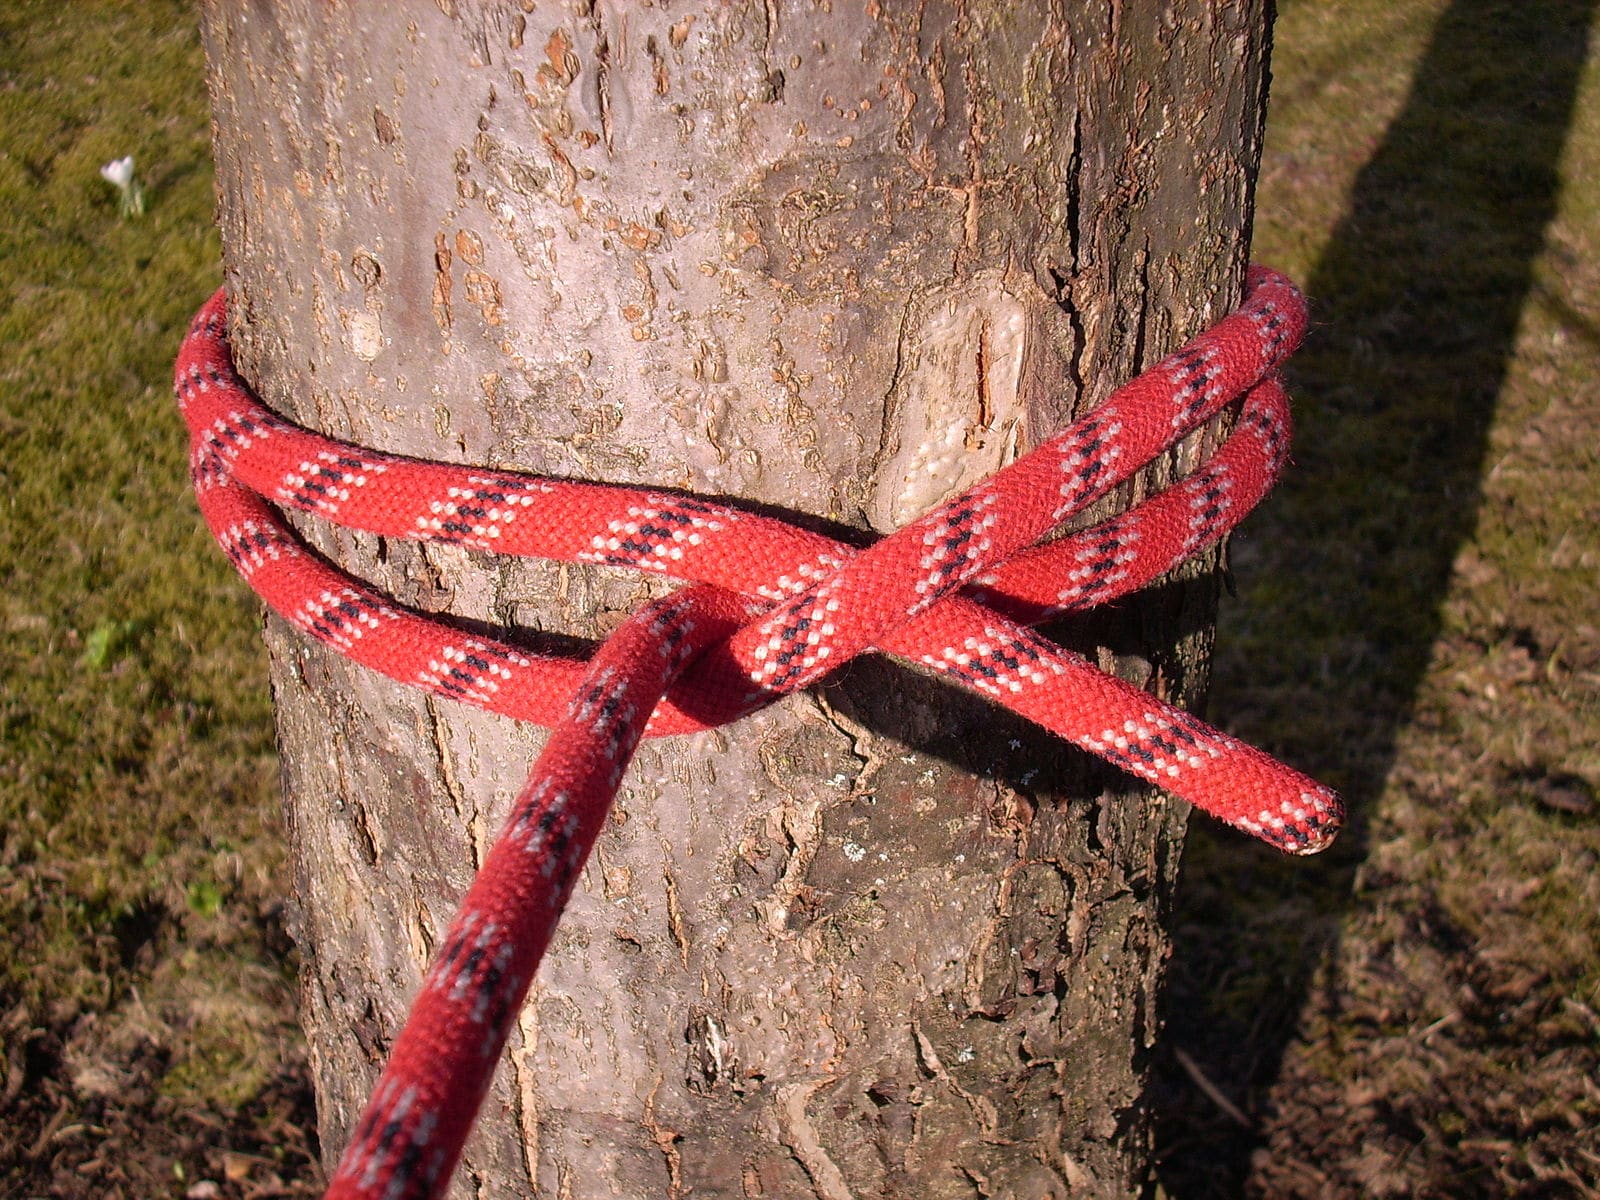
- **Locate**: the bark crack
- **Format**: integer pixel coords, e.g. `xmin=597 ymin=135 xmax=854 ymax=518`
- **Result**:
xmin=508 ymin=1007 xmax=542 ymax=1191
xmin=913 ymin=1022 xmax=1004 ymax=1143
xmin=863 ymin=291 xmax=916 ymax=529
xmin=776 ymin=1078 xmax=855 ymax=1200
xmin=974 ymin=312 xmax=993 ymax=438
xmin=662 ymin=856 xmax=690 ymax=967
xmin=757 ymin=731 xmax=827 ymax=936
xmin=423 ymin=694 xmax=482 ymax=869
xmin=962 ymin=851 xmax=1027 ymax=1016
xmin=1130 ymin=236 xmax=1152 ymax=372
xmin=643 ymin=1075 xmax=686 ymax=1199
xmin=810 ymin=690 xmax=888 ymax=800
xmin=591 ymin=6 xmax=615 ymax=156
xmin=332 ymin=734 xmax=379 ymax=868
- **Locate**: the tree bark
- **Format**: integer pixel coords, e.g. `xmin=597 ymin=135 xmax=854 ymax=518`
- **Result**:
xmin=200 ymin=2 xmax=1274 ymax=1196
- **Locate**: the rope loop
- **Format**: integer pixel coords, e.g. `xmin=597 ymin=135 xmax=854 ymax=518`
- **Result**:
xmin=176 ymin=264 xmax=1340 ymax=1200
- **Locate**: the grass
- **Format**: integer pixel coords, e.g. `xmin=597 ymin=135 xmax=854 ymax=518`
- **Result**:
xmin=1 ymin=0 xmax=1597 ymax=1197
xmin=1156 ymin=0 xmax=1600 ymax=1195
xmin=0 ymin=3 xmax=311 ymax=1193
xmin=0 ymin=0 xmax=269 ymax=992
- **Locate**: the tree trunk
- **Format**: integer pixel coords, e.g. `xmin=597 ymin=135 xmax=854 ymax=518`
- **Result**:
xmin=200 ymin=2 xmax=1274 ymax=1196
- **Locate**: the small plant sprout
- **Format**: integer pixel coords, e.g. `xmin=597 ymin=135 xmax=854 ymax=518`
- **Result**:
xmin=99 ymin=155 xmax=145 ymax=217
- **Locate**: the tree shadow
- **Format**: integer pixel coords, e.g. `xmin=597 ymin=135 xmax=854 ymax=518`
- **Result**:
xmin=1152 ymin=0 xmax=1597 ymax=1193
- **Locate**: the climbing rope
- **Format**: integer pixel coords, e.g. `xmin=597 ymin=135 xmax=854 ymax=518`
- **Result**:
xmin=176 ymin=264 xmax=1340 ymax=1200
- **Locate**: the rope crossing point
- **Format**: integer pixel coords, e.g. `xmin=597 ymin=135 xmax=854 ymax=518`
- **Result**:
xmin=176 ymin=265 xmax=1341 ymax=1200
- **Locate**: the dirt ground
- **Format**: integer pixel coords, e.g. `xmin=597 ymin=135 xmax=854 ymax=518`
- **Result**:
xmin=3 ymin=1 xmax=1597 ymax=1197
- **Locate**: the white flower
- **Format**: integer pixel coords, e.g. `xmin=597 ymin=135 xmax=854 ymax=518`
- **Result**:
xmin=100 ymin=156 xmax=135 ymax=189
xmin=99 ymin=155 xmax=145 ymax=217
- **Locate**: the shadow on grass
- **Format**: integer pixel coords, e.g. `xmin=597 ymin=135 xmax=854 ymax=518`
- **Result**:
xmin=1153 ymin=0 xmax=1598 ymax=1193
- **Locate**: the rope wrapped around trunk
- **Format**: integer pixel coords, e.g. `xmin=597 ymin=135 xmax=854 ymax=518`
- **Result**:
xmin=175 ymin=263 xmax=1341 ymax=1200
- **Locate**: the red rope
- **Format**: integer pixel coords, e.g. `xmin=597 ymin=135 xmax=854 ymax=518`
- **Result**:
xmin=176 ymin=265 xmax=1339 ymax=1200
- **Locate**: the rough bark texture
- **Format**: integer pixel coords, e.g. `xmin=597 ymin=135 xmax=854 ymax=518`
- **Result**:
xmin=200 ymin=2 xmax=1273 ymax=1196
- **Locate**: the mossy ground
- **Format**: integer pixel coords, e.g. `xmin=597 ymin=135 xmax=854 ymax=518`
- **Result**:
xmin=1 ymin=1 xmax=1596 ymax=1197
